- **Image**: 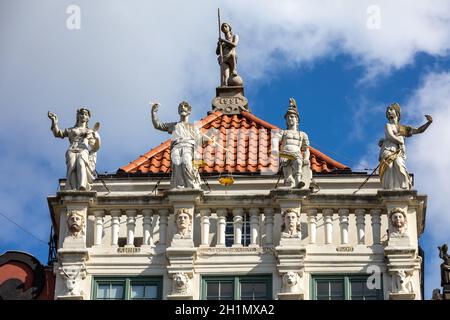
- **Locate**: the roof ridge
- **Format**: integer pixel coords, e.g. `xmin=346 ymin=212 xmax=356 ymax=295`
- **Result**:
xmin=309 ymin=146 xmax=349 ymax=170
xmin=118 ymin=110 xmax=351 ymax=174
xmin=241 ymin=111 xmax=279 ymax=130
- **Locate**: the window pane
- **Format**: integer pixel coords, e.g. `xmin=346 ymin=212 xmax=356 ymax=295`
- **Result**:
xmin=241 ymin=282 xmax=268 ymax=300
xmin=207 ymin=282 xmax=219 ymax=298
xmin=330 ymin=281 xmax=343 ymax=296
xmin=145 ymin=285 xmax=158 ymax=299
xmin=110 ymin=284 xmax=124 ymax=299
xmin=220 ymin=282 xmax=233 ymax=300
xmin=131 ymin=284 xmax=145 ymax=299
xmin=130 ymin=284 xmax=158 ymax=300
xmin=350 ymin=282 xmax=364 ymax=297
xmin=206 ymin=281 xmax=233 ymax=300
xmin=225 ymin=220 xmax=234 ymax=247
xmin=350 ymin=280 xmax=381 ymax=300
xmin=316 ymin=282 xmax=329 ymax=296
xmin=315 ymin=280 xmax=343 ymax=300
xmin=97 ymin=284 xmax=109 ymax=299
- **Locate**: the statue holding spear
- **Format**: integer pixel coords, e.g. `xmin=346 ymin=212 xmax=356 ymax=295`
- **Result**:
xmin=216 ymin=9 xmax=243 ymax=87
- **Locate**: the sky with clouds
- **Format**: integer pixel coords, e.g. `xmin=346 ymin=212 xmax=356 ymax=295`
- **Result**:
xmin=1 ymin=0 xmax=449 ymax=299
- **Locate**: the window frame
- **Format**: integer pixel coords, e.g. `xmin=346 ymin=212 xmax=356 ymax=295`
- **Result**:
xmin=92 ymin=276 xmax=163 ymax=300
xmin=311 ymin=274 xmax=383 ymax=300
xmin=225 ymin=213 xmax=251 ymax=247
xmin=201 ymin=275 xmax=272 ymax=300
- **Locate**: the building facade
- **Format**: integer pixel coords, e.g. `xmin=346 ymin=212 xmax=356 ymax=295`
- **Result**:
xmin=47 ymin=91 xmax=426 ymax=300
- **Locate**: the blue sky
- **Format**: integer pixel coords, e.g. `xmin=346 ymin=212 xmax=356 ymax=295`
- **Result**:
xmin=1 ymin=0 xmax=450 ymax=299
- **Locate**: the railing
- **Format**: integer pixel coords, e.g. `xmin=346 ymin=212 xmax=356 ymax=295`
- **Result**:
xmin=87 ymin=207 xmax=385 ymax=249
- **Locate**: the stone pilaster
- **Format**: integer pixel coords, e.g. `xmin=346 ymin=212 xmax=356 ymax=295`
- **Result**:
xmin=55 ymin=191 xmax=94 ymax=300
xmin=165 ymin=190 xmax=203 ymax=300
xmin=271 ymin=190 xmax=308 ymax=300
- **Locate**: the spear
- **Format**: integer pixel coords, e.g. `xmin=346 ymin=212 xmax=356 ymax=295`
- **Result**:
xmin=218 ymin=8 xmax=224 ymax=66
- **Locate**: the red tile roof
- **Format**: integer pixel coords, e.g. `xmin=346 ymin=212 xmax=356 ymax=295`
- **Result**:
xmin=118 ymin=111 xmax=350 ymax=174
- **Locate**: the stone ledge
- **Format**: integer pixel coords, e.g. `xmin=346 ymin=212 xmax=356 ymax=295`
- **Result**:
xmin=270 ymin=189 xmax=311 ymax=199
xmin=389 ymin=292 xmax=416 ymax=300
xmin=56 ymin=294 xmax=84 ymax=300
xmin=57 ymin=190 xmax=97 ymax=200
xmin=167 ymin=294 xmax=194 ymax=300
xmin=377 ymin=190 xmax=417 ymax=198
xmin=277 ymin=292 xmax=304 ymax=300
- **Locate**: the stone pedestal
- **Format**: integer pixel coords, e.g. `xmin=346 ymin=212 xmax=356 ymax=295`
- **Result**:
xmin=270 ymin=188 xmax=310 ymax=206
xmin=443 ymin=285 xmax=450 ymax=300
xmin=56 ymin=248 xmax=89 ymax=300
xmin=58 ymin=191 xmax=96 ymax=249
xmin=166 ymin=189 xmax=203 ymax=246
xmin=54 ymin=191 xmax=95 ymax=300
xmin=275 ymin=238 xmax=306 ymax=300
xmin=212 ymin=86 xmax=249 ymax=114
xmin=384 ymin=245 xmax=419 ymax=300
xmin=276 ymin=239 xmax=306 ymax=270
xmin=166 ymin=246 xmax=197 ymax=300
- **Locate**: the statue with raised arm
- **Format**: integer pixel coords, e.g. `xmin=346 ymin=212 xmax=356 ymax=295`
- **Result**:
xmin=278 ymin=98 xmax=312 ymax=189
xmin=438 ymin=244 xmax=450 ymax=287
xmin=378 ymin=103 xmax=432 ymax=190
xmin=216 ymin=21 xmax=243 ymax=87
xmin=48 ymin=108 xmax=100 ymax=191
xmin=151 ymin=101 xmax=202 ymax=189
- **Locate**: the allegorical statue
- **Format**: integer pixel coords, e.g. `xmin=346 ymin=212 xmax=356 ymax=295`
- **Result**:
xmin=151 ymin=101 xmax=202 ymax=189
xmin=48 ymin=108 xmax=101 ymax=191
xmin=378 ymin=103 xmax=432 ymax=190
xmin=216 ymin=21 xmax=243 ymax=87
xmin=278 ymin=98 xmax=312 ymax=189
xmin=438 ymin=244 xmax=450 ymax=287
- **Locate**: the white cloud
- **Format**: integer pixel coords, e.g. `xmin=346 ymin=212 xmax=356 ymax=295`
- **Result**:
xmin=226 ymin=0 xmax=450 ymax=83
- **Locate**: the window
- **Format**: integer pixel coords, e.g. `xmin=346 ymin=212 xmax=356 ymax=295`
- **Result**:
xmin=93 ymin=277 xmax=163 ymax=300
xmin=225 ymin=213 xmax=251 ymax=247
xmin=312 ymin=275 xmax=383 ymax=300
xmin=202 ymin=276 xmax=272 ymax=300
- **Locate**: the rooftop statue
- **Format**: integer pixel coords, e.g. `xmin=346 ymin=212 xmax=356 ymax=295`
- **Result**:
xmin=216 ymin=18 xmax=243 ymax=87
xmin=151 ymin=101 xmax=203 ymax=189
xmin=277 ymin=98 xmax=312 ymax=189
xmin=438 ymin=244 xmax=450 ymax=287
xmin=48 ymin=108 xmax=101 ymax=191
xmin=378 ymin=103 xmax=432 ymax=190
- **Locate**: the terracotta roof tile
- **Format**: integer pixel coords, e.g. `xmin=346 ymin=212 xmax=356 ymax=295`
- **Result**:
xmin=118 ymin=111 xmax=350 ymax=175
